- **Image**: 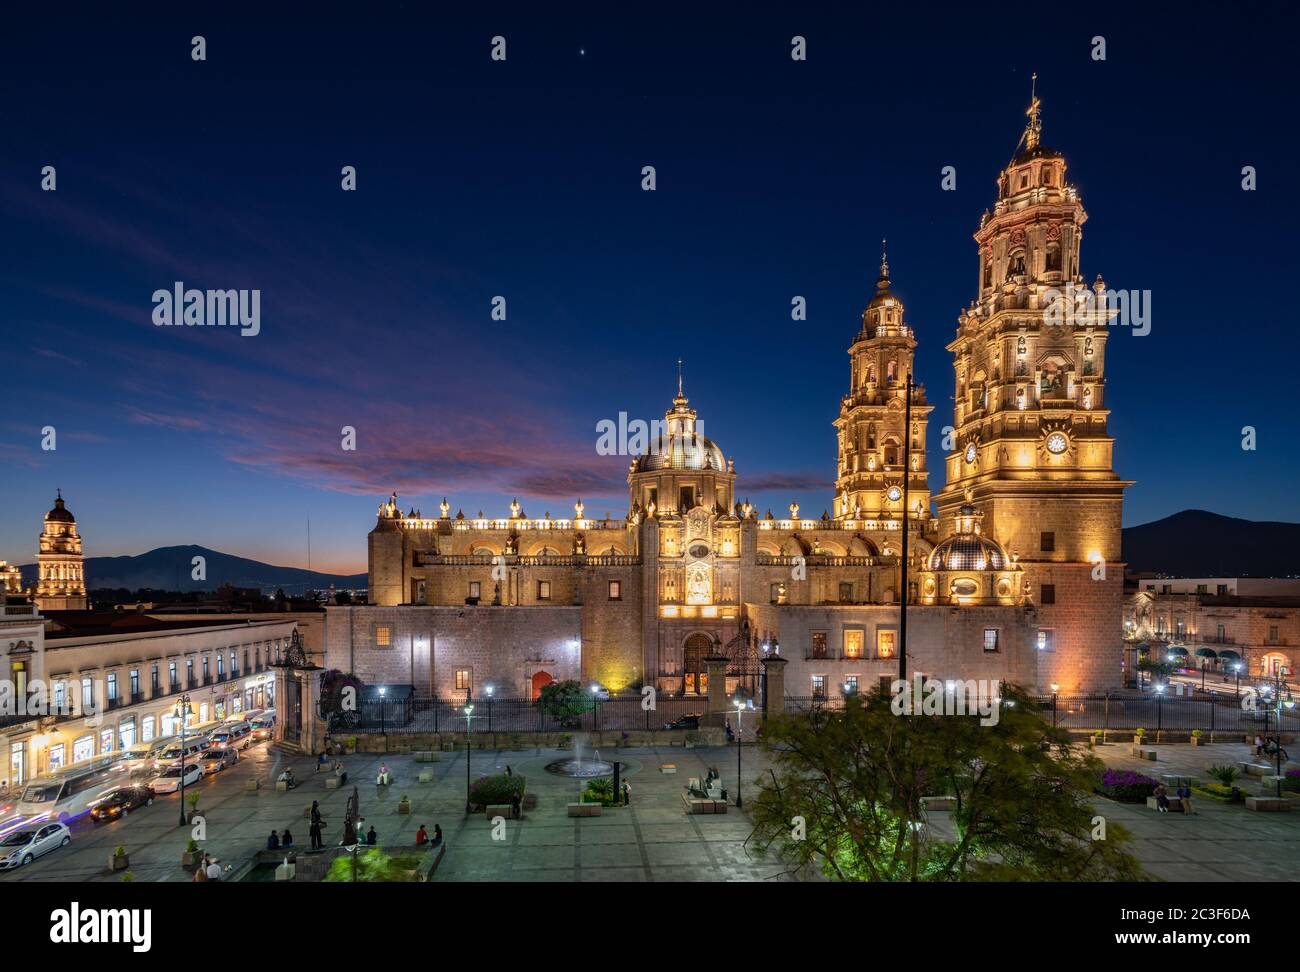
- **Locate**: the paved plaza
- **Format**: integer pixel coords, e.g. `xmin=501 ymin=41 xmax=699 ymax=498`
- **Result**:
xmin=0 ymin=737 xmax=1295 ymax=882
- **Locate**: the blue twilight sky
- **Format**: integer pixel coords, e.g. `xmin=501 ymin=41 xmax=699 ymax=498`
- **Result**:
xmin=1 ymin=3 xmax=1297 ymax=575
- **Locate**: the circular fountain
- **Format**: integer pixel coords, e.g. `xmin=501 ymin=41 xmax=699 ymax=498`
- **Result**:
xmin=544 ymin=756 xmax=615 ymax=778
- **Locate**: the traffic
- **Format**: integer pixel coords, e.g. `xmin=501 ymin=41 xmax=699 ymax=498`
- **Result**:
xmin=0 ymin=709 xmax=274 ymax=872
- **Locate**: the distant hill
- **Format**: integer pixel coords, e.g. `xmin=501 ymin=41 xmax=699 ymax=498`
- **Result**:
xmin=18 ymin=544 xmax=366 ymax=594
xmin=1122 ymin=510 xmax=1300 ymax=577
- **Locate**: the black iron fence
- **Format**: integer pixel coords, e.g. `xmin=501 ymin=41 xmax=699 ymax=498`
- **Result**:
xmin=337 ymin=690 xmax=1300 ymax=736
xmin=339 ymin=695 xmax=714 ymax=735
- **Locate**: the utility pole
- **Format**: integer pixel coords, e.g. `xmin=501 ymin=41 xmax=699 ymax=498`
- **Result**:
xmin=899 ymin=372 xmax=913 ymax=682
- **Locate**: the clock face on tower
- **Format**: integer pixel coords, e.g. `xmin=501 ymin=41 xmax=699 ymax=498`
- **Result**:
xmin=964 ymin=443 xmax=977 ymax=464
xmin=886 ymin=485 xmax=902 ymax=502
xmin=1046 ymin=432 xmax=1069 ymax=455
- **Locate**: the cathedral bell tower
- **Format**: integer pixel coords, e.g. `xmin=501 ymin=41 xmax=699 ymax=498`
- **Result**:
xmin=833 ymin=245 xmax=932 ymax=525
xmin=933 ymin=80 xmax=1132 ymax=692
xmin=35 ymin=490 xmax=88 ymax=611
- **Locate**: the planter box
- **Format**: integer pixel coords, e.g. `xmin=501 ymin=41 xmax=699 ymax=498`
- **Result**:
xmin=181 ymin=851 xmax=199 ymax=868
xmin=1132 ymin=736 xmax=1145 ymax=746
xmin=325 ymin=777 xmax=340 ymax=790
xmin=397 ymin=801 xmax=411 ymax=815
xmin=567 ymin=802 xmax=601 ymax=817
xmin=682 ymin=794 xmax=728 ymax=814
xmin=1190 ymin=737 xmax=1203 ymax=746
xmin=110 ymin=855 xmax=130 ymax=871
xmin=245 ymin=779 xmax=260 ymax=791
xmin=418 ymin=771 xmax=433 ymax=784
xmin=276 ymin=781 xmax=289 ymax=792
xmin=1145 ymin=796 xmax=1184 ymax=812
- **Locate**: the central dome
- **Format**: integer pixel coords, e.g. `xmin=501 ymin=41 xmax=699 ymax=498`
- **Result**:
xmin=634 ymin=431 xmax=726 ymax=472
xmin=928 ymin=534 xmax=1007 ymax=572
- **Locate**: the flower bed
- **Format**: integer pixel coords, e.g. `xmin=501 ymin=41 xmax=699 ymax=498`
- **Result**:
xmin=1192 ymin=783 xmax=1244 ymax=803
xmin=1095 ymin=769 xmax=1159 ymax=803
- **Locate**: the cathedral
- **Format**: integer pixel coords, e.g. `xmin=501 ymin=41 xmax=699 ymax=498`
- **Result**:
xmin=343 ymin=90 xmax=1127 ymax=702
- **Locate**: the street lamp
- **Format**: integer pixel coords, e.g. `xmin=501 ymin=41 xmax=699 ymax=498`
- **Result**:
xmin=1234 ymin=662 xmax=1243 ymax=698
xmin=1154 ymin=682 xmax=1165 ymax=740
xmin=378 ymin=685 xmax=387 ymax=737
xmin=485 ymin=685 xmax=494 ymax=733
xmin=733 ymin=697 xmax=754 ymax=809
xmin=1050 ymin=683 xmax=1059 ymax=729
xmin=463 ymin=702 xmax=475 ymax=816
xmin=174 ymin=694 xmax=192 ymax=827
xmin=590 ymin=684 xmax=600 ymax=732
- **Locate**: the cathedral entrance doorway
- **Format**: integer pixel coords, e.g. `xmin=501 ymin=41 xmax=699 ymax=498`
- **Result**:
xmin=531 ymin=670 xmax=554 ymax=701
xmin=683 ymin=633 xmax=712 ymax=696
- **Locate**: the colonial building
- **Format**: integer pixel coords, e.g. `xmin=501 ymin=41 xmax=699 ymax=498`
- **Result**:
xmin=1125 ymin=578 xmax=1299 ymax=681
xmin=342 ymin=87 xmax=1126 ymax=704
xmin=34 ymin=492 xmax=88 ymax=611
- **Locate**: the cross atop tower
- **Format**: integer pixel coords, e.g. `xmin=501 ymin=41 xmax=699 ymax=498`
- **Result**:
xmin=1023 ymin=72 xmax=1042 ymax=151
xmin=879 ymin=238 xmax=889 ymax=282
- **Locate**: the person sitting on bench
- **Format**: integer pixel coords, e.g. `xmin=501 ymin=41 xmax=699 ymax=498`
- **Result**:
xmin=278 ymin=768 xmax=297 ymax=789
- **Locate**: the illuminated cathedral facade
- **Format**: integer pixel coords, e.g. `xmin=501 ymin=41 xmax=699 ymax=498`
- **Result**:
xmin=344 ymin=91 xmax=1126 ymax=701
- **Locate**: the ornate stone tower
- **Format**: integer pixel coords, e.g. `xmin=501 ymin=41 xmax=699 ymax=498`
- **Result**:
xmin=833 ymin=246 xmax=932 ymax=524
xmin=35 ymin=491 xmax=88 ymax=611
xmin=934 ymin=81 xmax=1131 ymax=691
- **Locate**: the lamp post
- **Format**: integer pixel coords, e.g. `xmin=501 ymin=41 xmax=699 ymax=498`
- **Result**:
xmin=1155 ymin=682 xmax=1165 ymax=740
xmin=378 ymin=685 xmax=387 ymax=737
xmin=733 ymin=697 xmax=753 ymax=809
xmin=1234 ymin=662 xmax=1242 ymax=699
xmin=1050 ymin=682 xmax=1059 ymax=729
xmin=462 ymin=702 xmax=475 ymax=816
xmin=590 ymin=684 xmax=600 ymax=732
xmin=174 ymin=694 xmax=192 ymax=827
xmin=485 ymin=685 xmax=494 ymax=733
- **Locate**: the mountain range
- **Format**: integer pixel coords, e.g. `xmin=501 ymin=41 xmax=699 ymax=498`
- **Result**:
xmin=17 ymin=544 xmax=366 ymax=594
xmin=12 ymin=511 xmax=1296 ymax=594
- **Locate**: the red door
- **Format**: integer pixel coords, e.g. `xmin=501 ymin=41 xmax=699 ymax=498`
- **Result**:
xmin=531 ymin=671 xmax=554 ymax=700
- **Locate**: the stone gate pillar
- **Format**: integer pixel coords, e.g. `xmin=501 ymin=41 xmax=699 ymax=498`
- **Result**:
xmin=761 ymin=654 xmax=788 ymax=716
xmin=705 ymin=655 xmax=730 ymax=715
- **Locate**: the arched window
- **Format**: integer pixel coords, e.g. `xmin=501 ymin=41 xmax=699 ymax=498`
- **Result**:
xmin=1045 ymin=244 xmax=1061 ymax=272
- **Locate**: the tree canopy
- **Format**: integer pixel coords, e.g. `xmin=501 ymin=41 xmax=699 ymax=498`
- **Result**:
xmin=537 ymin=679 xmax=590 ymax=727
xmin=748 ymin=683 xmax=1143 ymax=882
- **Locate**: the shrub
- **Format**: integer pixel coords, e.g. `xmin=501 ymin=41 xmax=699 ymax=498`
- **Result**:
xmin=1193 ymin=783 xmax=1244 ymax=803
xmin=1095 ymin=769 xmax=1159 ymax=803
xmin=113 ymin=845 xmax=126 ymax=857
xmin=186 ymin=838 xmax=199 ymax=853
xmin=1133 ymin=728 xmax=1146 ymax=737
xmin=1191 ymin=729 xmax=1202 ymax=738
xmin=467 ymin=772 xmax=525 ymax=809
xmin=323 ymin=849 xmax=423 ymax=882
xmin=121 ymin=870 xmax=134 ymax=883
xmin=583 ymin=777 xmax=620 ymax=807
xmin=538 ymin=680 xmax=589 ymax=727
xmin=1207 ymin=764 xmax=1239 ymax=786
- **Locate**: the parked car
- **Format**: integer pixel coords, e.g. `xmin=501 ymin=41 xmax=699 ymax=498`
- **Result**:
xmin=200 ymin=747 xmax=238 ymax=775
xmin=89 ymin=785 xmax=155 ymax=823
xmin=0 ymin=823 xmax=71 ymax=869
xmin=147 ymin=762 xmax=203 ymax=794
xmin=662 ymin=714 xmax=702 ymax=731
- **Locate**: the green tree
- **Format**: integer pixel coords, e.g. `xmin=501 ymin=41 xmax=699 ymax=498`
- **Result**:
xmin=748 ymin=683 xmax=1143 ymax=882
xmin=537 ymin=679 xmax=589 ymax=728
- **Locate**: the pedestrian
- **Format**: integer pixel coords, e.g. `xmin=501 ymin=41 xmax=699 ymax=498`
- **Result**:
xmin=192 ymin=859 xmax=209 ymax=882
xmin=1153 ymin=783 xmax=1170 ymax=812
xmin=415 ymin=824 xmax=428 ymax=847
xmin=621 ymin=779 xmax=631 ymax=806
xmin=310 ymin=800 xmax=322 ymax=825
xmin=309 ymin=818 xmax=323 ymax=850
xmin=1255 ymin=734 xmax=1264 ymax=756
xmin=724 ymin=719 xmax=734 ymax=742
xmin=510 ymin=791 xmax=521 ymax=820
xmin=366 ymin=825 xmax=378 ymax=846
xmin=505 ymin=765 xmax=512 ymax=777
xmin=431 ymin=824 xmax=443 ymax=848
xmin=206 ymin=857 xmax=223 ymax=881
xmin=1177 ymin=782 xmax=1195 ymax=814
xmin=282 ymin=828 xmax=294 ymax=848
xmin=267 ymin=830 xmax=280 ymax=851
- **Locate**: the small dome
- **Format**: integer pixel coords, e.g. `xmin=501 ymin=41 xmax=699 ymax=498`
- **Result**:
xmin=928 ymin=533 xmax=1007 ymax=572
xmin=46 ymin=491 xmax=75 ymax=523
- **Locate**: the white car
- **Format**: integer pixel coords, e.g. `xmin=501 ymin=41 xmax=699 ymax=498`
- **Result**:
xmin=147 ymin=762 xmax=203 ymax=794
xmin=0 ymin=822 xmax=71 ymax=869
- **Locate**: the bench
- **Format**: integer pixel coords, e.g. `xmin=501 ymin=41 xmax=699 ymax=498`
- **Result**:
xmin=921 ymin=795 xmax=956 ymax=811
xmin=276 ymin=781 xmax=290 ymax=792
xmin=485 ymin=804 xmax=516 ymax=820
xmin=1130 ymin=747 xmax=1157 ymax=761
xmin=245 ymin=779 xmax=260 ymax=791
xmin=1245 ymin=796 xmax=1292 ymax=812
xmin=418 ymin=771 xmax=433 ymax=784
xmin=567 ymin=802 xmax=601 ymax=817
xmin=682 ymin=793 xmax=728 ymax=814
xmin=325 ymin=777 xmax=340 ymax=790
xmin=1241 ymin=762 xmax=1274 ymax=777
xmin=1145 ymin=796 xmax=1185 ymax=812
xmin=660 ymin=764 xmax=677 ymax=774
xmin=414 ymin=751 xmax=439 ymax=763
